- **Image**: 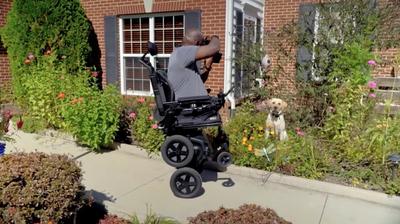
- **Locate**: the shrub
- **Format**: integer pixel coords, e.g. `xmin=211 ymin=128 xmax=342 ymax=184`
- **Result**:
xmin=61 ymin=85 xmax=122 ymax=151
xmin=99 ymin=215 xmax=131 ymax=224
xmin=0 ymin=0 xmax=90 ymax=74
xmin=224 ymin=101 xmax=272 ymax=169
xmin=0 ymin=152 xmax=84 ymax=223
xmin=188 ymin=204 xmax=292 ymax=224
xmin=130 ymin=97 xmax=164 ymax=154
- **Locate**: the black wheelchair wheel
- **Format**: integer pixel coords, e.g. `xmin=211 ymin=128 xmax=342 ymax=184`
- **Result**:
xmin=216 ymin=151 xmax=232 ymax=168
xmin=170 ymin=167 xmax=202 ymax=198
xmin=161 ymin=135 xmax=194 ymax=168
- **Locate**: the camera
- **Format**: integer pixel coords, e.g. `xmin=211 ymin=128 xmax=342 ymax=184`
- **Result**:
xmin=200 ymin=38 xmax=222 ymax=64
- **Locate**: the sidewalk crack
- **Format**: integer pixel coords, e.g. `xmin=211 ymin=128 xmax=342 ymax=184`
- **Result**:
xmin=319 ymin=194 xmax=329 ymax=224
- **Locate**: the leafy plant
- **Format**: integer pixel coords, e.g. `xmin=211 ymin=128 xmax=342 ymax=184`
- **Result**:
xmin=0 ymin=152 xmax=84 ymax=223
xmin=130 ymin=97 xmax=164 ymax=155
xmin=0 ymin=0 xmax=90 ymax=76
xmin=61 ymin=85 xmax=122 ymax=151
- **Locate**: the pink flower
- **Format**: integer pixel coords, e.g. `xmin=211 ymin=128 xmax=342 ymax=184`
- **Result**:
xmin=368 ymin=93 xmax=376 ymax=98
xmin=368 ymin=81 xmax=377 ymax=89
xmin=148 ymin=115 xmax=154 ymax=121
xmin=151 ymin=124 xmax=158 ymax=129
xmin=129 ymin=112 xmax=136 ymax=119
xmin=368 ymin=60 xmax=377 ymax=66
xmin=137 ymin=97 xmax=145 ymax=103
xmin=295 ymin=127 xmax=305 ymax=137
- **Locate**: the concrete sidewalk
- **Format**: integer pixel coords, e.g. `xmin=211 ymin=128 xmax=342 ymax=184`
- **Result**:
xmin=5 ymin=129 xmax=400 ymax=224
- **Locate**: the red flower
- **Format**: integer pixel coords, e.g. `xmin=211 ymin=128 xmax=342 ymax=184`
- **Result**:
xmin=148 ymin=115 xmax=154 ymax=121
xmin=71 ymin=97 xmax=83 ymax=104
xmin=17 ymin=117 xmax=24 ymax=129
xmin=57 ymin=92 xmax=65 ymax=99
xmin=151 ymin=124 xmax=158 ymax=129
xmin=137 ymin=97 xmax=145 ymax=103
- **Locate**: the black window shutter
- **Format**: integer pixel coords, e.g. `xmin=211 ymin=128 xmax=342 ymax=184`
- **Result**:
xmin=296 ymin=4 xmax=316 ymax=81
xmin=104 ymin=16 xmax=118 ymax=86
xmin=184 ymin=10 xmax=202 ymax=34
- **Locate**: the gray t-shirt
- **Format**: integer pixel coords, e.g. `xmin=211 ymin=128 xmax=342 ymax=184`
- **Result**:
xmin=167 ymin=45 xmax=207 ymax=99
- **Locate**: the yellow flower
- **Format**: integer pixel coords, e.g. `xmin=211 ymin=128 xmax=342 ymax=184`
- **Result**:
xmin=258 ymin=126 xmax=264 ymax=131
xmin=250 ymin=136 xmax=255 ymax=140
xmin=248 ymin=144 xmax=253 ymax=152
xmin=242 ymin=137 xmax=248 ymax=142
xmin=270 ymin=130 xmax=275 ymax=136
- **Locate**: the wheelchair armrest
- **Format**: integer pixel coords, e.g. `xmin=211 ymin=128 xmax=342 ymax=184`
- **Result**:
xmin=177 ymin=95 xmax=211 ymax=104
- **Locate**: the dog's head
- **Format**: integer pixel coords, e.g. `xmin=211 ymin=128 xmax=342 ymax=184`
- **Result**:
xmin=266 ymin=98 xmax=287 ymax=117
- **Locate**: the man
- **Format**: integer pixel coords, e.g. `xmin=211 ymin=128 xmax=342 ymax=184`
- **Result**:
xmin=167 ymin=30 xmax=220 ymax=99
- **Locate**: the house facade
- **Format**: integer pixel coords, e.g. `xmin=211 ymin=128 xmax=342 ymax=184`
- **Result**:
xmin=1 ymin=0 xmax=398 ymax=109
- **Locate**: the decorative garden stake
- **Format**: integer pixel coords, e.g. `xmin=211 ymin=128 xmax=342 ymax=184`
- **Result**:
xmin=0 ymin=142 xmax=5 ymax=156
xmin=388 ymin=153 xmax=400 ymax=180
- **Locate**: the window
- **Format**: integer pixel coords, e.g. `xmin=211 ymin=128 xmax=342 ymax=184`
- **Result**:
xmin=232 ymin=9 xmax=263 ymax=99
xmin=120 ymin=14 xmax=184 ymax=95
xmin=297 ymin=3 xmax=363 ymax=81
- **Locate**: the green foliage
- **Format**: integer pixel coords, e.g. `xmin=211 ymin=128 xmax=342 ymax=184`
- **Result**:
xmin=224 ymin=101 xmax=269 ymax=159
xmin=17 ymin=56 xmax=122 ymax=151
xmin=130 ymin=98 xmax=164 ymax=155
xmin=61 ymin=85 xmax=122 ymax=151
xmin=329 ymin=42 xmax=373 ymax=85
xmin=0 ymin=152 xmax=84 ymax=223
xmin=0 ymin=0 xmax=90 ymax=74
xmin=131 ymin=209 xmax=180 ymax=224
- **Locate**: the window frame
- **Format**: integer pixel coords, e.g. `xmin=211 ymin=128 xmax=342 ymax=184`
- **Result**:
xmin=119 ymin=13 xmax=185 ymax=96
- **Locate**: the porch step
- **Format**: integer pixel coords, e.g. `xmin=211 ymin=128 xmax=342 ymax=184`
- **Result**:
xmin=374 ymin=103 xmax=400 ymax=115
xmin=373 ymin=77 xmax=400 ymax=115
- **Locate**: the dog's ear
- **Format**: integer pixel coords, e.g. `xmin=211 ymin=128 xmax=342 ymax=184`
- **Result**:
xmin=282 ymin=100 xmax=288 ymax=110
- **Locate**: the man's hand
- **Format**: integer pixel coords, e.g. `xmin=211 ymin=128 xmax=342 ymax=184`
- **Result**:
xmin=195 ymin=36 xmax=220 ymax=60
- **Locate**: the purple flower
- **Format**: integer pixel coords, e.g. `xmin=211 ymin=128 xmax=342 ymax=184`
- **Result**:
xmin=368 ymin=60 xmax=377 ymax=66
xmin=368 ymin=81 xmax=377 ymax=89
xmin=368 ymin=93 xmax=376 ymax=98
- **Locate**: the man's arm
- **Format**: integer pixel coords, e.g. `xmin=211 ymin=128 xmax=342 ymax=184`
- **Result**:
xmin=200 ymin=57 xmax=213 ymax=82
xmin=195 ymin=36 xmax=220 ymax=60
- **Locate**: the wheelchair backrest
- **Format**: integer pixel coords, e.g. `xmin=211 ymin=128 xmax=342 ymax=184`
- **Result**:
xmin=149 ymin=69 xmax=175 ymax=116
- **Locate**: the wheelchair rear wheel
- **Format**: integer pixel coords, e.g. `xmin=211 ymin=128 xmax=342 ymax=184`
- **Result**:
xmin=161 ymin=135 xmax=194 ymax=168
xmin=170 ymin=167 xmax=202 ymax=198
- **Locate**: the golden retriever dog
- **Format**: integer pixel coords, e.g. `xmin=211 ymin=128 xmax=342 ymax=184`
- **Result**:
xmin=265 ymin=98 xmax=288 ymax=141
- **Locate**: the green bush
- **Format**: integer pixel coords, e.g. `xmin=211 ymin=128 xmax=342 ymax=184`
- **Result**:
xmin=0 ymin=152 xmax=84 ymax=223
xmin=0 ymin=0 xmax=90 ymax=74
xmin=130 ymin=97 xmax=164 ymax=154
xmin=61 ymin=85 xmax=122 ymax=151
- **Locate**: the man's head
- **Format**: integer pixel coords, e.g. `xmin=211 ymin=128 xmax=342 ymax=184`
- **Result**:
xmin=183 ymin=29 xmax=203 ymax=46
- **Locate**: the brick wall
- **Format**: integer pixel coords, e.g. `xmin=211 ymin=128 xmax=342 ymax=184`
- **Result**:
xmin=264 ymin=0 xmax=399 ymax=98
xmin=80 ymin=0 xmax=226 ymax=95
xmin=0 ymin=0 xmax=12 ymax=90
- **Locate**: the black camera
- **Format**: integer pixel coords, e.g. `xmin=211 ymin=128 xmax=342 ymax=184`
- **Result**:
xmin=200 ymin=38 xmax=222 ymax=64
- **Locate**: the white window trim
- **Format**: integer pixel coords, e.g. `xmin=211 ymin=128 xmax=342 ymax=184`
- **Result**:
xmin=119 ymin=13 xmax=184 ymax=96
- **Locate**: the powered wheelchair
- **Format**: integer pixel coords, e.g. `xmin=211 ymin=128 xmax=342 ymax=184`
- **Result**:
xmin=139 ymin=42 xmax=233 ymax=198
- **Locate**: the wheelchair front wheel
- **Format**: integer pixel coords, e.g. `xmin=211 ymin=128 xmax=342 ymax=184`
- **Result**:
xmin=161 ymin=135 xmax=194 ymax=168
xmin=170 ymin=167 xmax=202 ymax=198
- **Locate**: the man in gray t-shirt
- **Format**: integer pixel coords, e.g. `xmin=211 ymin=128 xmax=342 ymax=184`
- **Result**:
xmin=167 ymin=30 xmax=220 ymax=100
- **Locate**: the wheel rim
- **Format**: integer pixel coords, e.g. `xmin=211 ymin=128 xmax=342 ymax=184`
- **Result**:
xmin=166 ymin=142 xmax=189 ymax=163
xmin=219 ymin=153 xmax=231 ymax=166
xmin=174 ymin=172 xmax=198 ymax=195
